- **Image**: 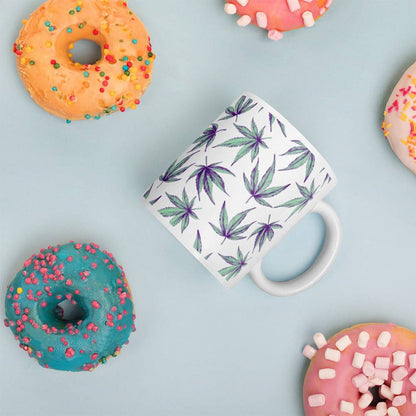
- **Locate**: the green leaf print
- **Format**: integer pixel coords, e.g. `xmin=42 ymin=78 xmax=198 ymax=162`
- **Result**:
xmin=159 ymin=189 xmax=199 ymax=233
xmin=218 ymin=247 xmax=250 ymax=281
xmin=214 ymin=119 xmax=271 ymax=165
xmin=194 ymin=230 xmax=202 ymax=253
xmin=280 ymin=140 xmax=315 ymax=182
xmin=220 ymin=96 xmax=257 ymax=121
xmin=158 ymin=153 xmax=196 ymax=185
xmin=276 ymin=180 xmax=319 ymax=220
xmin=249 ymin=215 xmax=282 ymax=252
xmin=189 ymin=124 xmax=225 ymax=152
xmin=187 ymin=158 xmax=235 ymax=204
xmin=244 ymin=155 xmax=290 ymax=207
xmin=209 ymin=202 xmax=254 ymax=244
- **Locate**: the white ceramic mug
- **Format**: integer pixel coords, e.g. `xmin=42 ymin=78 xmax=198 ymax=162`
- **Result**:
xmin=142 ymin=93 xmax=342 ymax=296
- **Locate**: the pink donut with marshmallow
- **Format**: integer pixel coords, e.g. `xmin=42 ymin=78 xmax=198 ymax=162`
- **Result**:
xmin=303 ymin=323 xmax=416 ymax=416
xmin=223 ymin=0 xmax=334 ymax=41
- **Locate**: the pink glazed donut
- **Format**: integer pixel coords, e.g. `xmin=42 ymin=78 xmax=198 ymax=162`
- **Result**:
xmin=383 ymin=62 xmax=416 ymax=175
xmin=223 ymin=0 xmax=333 ymax=41
xmin=302 ymin=323 xmax=416 ymax=416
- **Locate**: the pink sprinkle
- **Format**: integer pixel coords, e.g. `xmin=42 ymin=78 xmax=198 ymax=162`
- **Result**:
xmin=66 ymin=279 xmax=73 ymax=286
xmin=65 ymin=347 xmax=75 ymax=358
xmin=67 ymin=256 xmax=73 ymax=262
xmin=91 ymin=300 xmax=100 ymax=309
xmin=91 ymin=353 xmax=98 ymax=360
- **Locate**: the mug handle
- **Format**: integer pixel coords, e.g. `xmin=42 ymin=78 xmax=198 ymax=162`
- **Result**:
xmin=248 ymin=200 xmax=342 ymax=297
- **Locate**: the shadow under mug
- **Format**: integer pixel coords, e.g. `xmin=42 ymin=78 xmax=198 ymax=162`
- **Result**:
xmin=142 ymin=93 xmax=342 ymax=296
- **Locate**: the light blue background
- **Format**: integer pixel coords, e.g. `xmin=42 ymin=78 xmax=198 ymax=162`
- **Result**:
xmin=1 ymin=1 xmax=416 ymax=415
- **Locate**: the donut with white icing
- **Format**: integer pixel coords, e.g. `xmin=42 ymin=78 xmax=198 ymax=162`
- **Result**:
xmin=383 ymin=62 xmax=416 ymax=175
xmin=303 ymin=323 xmax=416 ymax=416
xmin=223 ymin=0 xmax=334 ymax=41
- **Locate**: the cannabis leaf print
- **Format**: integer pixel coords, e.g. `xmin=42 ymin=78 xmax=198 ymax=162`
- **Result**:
xmin=143 ymin=184 xmax=153 ymax=199
xmin=158 ymin=153 xmax=196 ymax=185
xmin=149 ymin=196 xmax=161 ymax=206
xmin=209 ymin=202 xmax=254 ymax=244
xmin=220 ymin=95 xmax=257 ymax=121
xmin=249 ymin=216 xmax=282 ymax=252
xmin=189 ymin=124 xmax=225 ymax=152
xmin=268 ymin=113 xmax=286 ymax=137
xmin=276 ymin=180 xmax=319 ymax=220
xmin=158 ymin=189 xmax=199 ymax=233
xmin=244 ymin=156 xmax=289 ymax=207
xmin=187 ymin=158 xmax=235 ymax=204
xmin=218 ymin=247 xmax=250 ymax=281
xmin=194 ymin=230 xmax=202 ymax=253
xmin=215 ymin=119 xmax=271 ymax=165
xmin=280 ymin=140 xmax=315 ymax=182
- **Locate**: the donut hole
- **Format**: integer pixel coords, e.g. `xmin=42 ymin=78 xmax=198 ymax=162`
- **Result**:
xmin=368 ymin=386 xmax=387 ymax=407
xmin=69 ymin=39 xmax=102 ymax=65
xmin=55 ymin=299 xmax=85 ymax=323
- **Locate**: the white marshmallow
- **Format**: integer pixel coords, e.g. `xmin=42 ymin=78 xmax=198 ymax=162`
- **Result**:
xmin=393 ymin=351 xmax=406 ymax=366
xmin=364 ymin=411 xmax=380 ymax=416
xmin=319 ymin=368 xmax=335 ymax=379
xmin=387 ymin=408 xmax=400 ymax=416
xmin=224 ymin=3 xmax=237 ymax=14
xmin=336 ymin=335 xmax=352 ymax=352
xmin=392 ymin=366 xmax=408 ymax=381
xmin=313 ymin=333 xmax=327 ymax=349
xmin=236 ymin=0 xmax=248 ymax=5
xmin=286 ymin=0 xmax=300 ymax=12
xmin=340 ymin=401 xmax=354 ymax=414
xmin=302 ymin=345 xmax=316 ymax=360
xmin=325 ymin=348 xmax=341 ymax=362
xmin=375 ymin=356 xmax=390 ymax=369
xmin=377 ymin=331 xmax=391 ymax=348
xmin=352 ymin=352 xmax=365 ymax=369
xmin=380 ymin=385 xmax=394 ymax=401
xmin=308 ymin=394 xmax=325 ymax=407
xmin=411 ymin=391 xmax=416 ymax=404
xmin=255 ymin=12 xmax=267 ymax=28
xmin=302 ymin=11 xmax=315 ymax=27
xmin=358 ymin=331 xmax=370 ymax=348
xmin=410 ymin=354 xmax=416 ymax=368
xmin=409 ymin=370 xmax=416 ymax=386
xmin=370 ymin=377 xmax=384 ymax=386
xmin=390 ymin=380 xmax=403 ymax=395
xmin=376 ymin=402 xmax=387 ymax=416
xmin=392 ymin=395 xmax=406 ymax=407
xmin=358 ymin=393 xmax=373 ymax=409
xmin=237 ymin=15 xmax=251 ymax=26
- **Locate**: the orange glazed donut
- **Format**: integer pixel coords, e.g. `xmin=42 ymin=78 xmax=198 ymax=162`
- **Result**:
xmin=224 ymin=0 xmax=333 ymax=41
xmin=13 ymin=0 xmax=155 ymax=122
xmin=302 ymin=323 xmax=416 ymax=416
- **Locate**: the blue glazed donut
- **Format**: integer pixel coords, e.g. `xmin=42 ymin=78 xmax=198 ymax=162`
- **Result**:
xmin=4 ymin=242 xmax=135 ymax=371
